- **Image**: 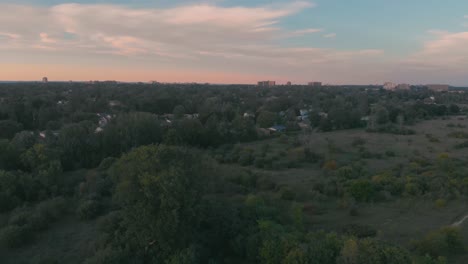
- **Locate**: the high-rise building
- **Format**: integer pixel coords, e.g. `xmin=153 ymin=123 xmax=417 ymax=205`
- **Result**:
xmin=383 ymin=82 xmax=397 ymax=90
xmin=257 ymin=81 xmax=276 ymax=88
xmin=308 ymin=82 xmax=322 ymax=87
xmin=42 ymin=77 xmax=48 ymax=83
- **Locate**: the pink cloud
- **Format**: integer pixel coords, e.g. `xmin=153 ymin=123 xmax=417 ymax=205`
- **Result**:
xmin=39 ymin=33 xmax=56 ymax=43
xmin=0 ymin=32 xmax=20 ymax=39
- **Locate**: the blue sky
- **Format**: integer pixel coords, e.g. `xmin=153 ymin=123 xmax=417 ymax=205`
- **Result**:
xmin=1 ymin=0 xmax=468 ymax=84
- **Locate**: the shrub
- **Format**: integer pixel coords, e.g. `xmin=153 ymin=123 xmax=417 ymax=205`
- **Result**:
xmin=448 ymin=131 xmax=468 ymax=139
xmin=280 ymin=187 xmax=296 ymax=201
xmin=304 ymin=148 xmax=322 ymax=163
xmin=0 ymin=192 xmax=19 ymax=213
xmin=342 ymin=224 xmax=377 ymax=238
xmin=351 ymin=137 xmax=366 ymax=147
xmin=254 ymin=157 xmax=265 ymax=168
xmin=98 ymin=157 xmax=117 ymax=171
xmin=454 ymin=141 xmax=468 ymax=149
xmin=412 ymin=227 xmax=465 ymax=258
xmin=348 ymin=179 xmax=375 ymax=202
xmin=434 ymin=199 xmax=446 ymax=209
xmin=35 ymin=197 xmax=67 ymax=223
xmin=8 ymin=209 xmax=34 ymax=226
xmin=257 ymin=176 xmax=276 ymax=191
xmin=323 ymin=160 xmax=338 ymax=171
xmin=0 ymin=225 xmax=33 ymax=248
xmin=77 ymin=199 xmax=102 ymax=220
xmin=238 ymin=149 xmax=254 ymax=166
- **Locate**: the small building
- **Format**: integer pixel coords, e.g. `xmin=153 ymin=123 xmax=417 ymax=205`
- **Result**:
xmin=286 ymin=81 xmax=292 ymax=86
xmin=268 ymin=125 xmax=286 ymax=133
xmin=308 ymin=82 xmax=322 ymax=87
xmin=318 ymin=112 xmax=328 ymax=118
xmin=243 ymin=112 xmax=255 ymax=119
xmin=426 ymin=84 xmax=449 ymax=92
xmin=97 ymin=113 xmax=113 ymax=128
xmin=42 ymin=77 xmax=48 ymax=83
xmin=108 ymin=100 xmax=121 ymax=107
xmin=298 ymin=122 xmax=310 ymax=130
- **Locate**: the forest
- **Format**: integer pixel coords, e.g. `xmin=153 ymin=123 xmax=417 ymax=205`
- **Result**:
xmin=1 ymin=82 xmax=468 ymax=263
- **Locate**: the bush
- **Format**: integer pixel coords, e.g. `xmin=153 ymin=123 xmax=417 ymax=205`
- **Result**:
xmin=0 ymin=192 xmax=19 ymax=213
xmin=434 ymin=199 xmax=446 ymax=209
xmin=254 ymin=157 xmax=265 ymax=168
xmin=454 ymin=141 xmax=468 ymax=149
xmin=448 ymin=131 xmax=468 ymax=139
xmin=0 ymin=225 xmax=33 ymax=248
xmin=77 ymin=199 xmax=102 ymax=220
xmin=98 ymin=157 xmax=117 ymax=171
xmin=8 ymin=209 xmax=34 ymax=226
xmin=348 ymin=179 xmax=375 ymax=202
xmin=257 ymin=176 xmax=276 ymax=191
xmin=304 ymin=148 xmax=322 ymax=163
xmin=412 ymin=227 xmax=465 ymax=258
xmin=323 ymin=160 xmax=338 ymax=171
xmin=35 ymin=197 xmax=67 ymax=223
xmin=351 ymin=137 xmax=366 ymax=147
xmin=238 ymin=149 xmax=254 ymax=166
xmin=280 ymin=187 xmax=296 ymax=201
xmin=342 ymin=224 xmax=377 ymax=238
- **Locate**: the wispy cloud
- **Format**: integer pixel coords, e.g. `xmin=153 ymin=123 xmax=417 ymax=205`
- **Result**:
xmin=0 ymin=32 xmax=20 ymax=39
xmin=39 ymin=33 xmax=56 ymax=43
xmin=404 ymin=30 xmax=468 ymax=70
xmin=290 ymin=28 xmax=323 ymax=36
xmin=0 ymin=2 xmax=388 ymax=84
xmin=323 ymin=33 xmax=336 ymax=38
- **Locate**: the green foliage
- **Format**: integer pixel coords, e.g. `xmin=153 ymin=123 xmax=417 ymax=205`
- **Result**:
xmin=338 ymin=238 xmax=412 ymax=264
xmin=348 ymin=179 xmax=375 ymax=202
xmin=341 ymin=224 xmax=377 ymax=238
xmin=77 ymin=199 xmax=102 ymax=220
xmin=0 ymin=225 xmax=33 ymax=248
xmin=105 ymin=145 xmax=218 ymax=262
xmin=454 ymin=140 xmax=468 ymax=149
xmin=257 ymin=111 xmax=277 ymax=128
xmin=447 ymin=131 xmax=468 ymax=139
xmin=0 ymin=120 xmax=23 ymax=139
xmin=412 ymin=227 xmax=465 ymax=258
xmin=280 ymin=187 xmax=296 ymax=201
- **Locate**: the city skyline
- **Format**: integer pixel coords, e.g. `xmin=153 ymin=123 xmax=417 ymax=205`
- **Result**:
xmin=1 ymin=1 xmax=468 ymax=85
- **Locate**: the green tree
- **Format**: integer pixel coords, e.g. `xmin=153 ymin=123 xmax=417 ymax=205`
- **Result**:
xmin=107 ymin=145 xmax=213 ymax=262
xmin=348 ymin=179 xmax=375 ymax=202
xmin=257 ymin=111 xmax=277 ymax=128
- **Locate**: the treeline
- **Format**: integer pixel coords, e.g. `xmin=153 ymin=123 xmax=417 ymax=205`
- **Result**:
xmin=0 ymin=83 xmax=464 ymax=136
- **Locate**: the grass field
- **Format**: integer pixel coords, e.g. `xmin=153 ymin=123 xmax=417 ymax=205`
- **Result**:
xmin=231 ymin=116 xmax=468 ymax=262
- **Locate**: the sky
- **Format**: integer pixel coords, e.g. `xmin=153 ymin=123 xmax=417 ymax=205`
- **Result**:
xmin=1 ymin=0 xmax=468 ymax=85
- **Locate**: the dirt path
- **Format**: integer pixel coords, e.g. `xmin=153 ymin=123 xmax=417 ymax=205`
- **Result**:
xmin=452 ymin=214 xmax=468 ymax=227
